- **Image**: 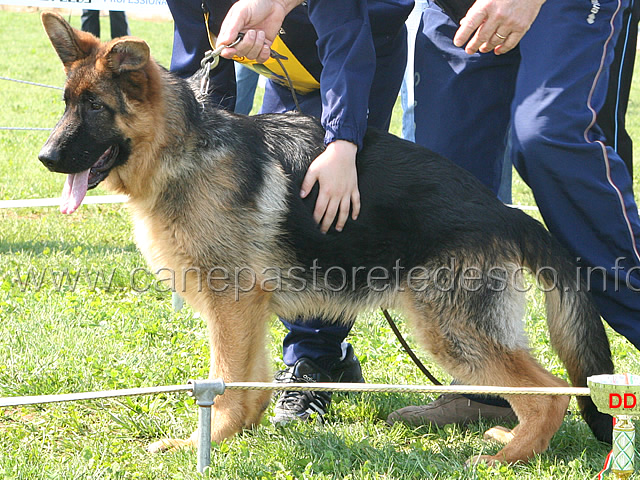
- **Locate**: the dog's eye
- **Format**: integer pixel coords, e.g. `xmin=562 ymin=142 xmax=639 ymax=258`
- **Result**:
xmin=90 ymin=102 xmax=104 ymax=111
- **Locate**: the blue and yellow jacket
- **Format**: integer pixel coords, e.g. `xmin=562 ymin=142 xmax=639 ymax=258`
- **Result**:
xmin=168 ymin=0 xmax=413 ymax=149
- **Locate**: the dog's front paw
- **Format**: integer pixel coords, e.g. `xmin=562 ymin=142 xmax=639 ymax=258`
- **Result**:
xmin=147 ymin=437 xmax=194 ymax=453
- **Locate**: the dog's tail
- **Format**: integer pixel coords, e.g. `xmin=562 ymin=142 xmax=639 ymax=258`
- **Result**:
xmin=517 ymin=211 xmax=614 ymax=444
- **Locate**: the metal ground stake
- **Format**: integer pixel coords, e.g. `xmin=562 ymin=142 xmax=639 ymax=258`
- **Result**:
xmin=188 ymin=378 xmax=226 ymax=474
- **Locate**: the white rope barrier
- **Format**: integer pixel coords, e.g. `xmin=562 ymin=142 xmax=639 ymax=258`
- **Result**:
xmin=0 ymin=196 xmax=537 ymax=212
xmin=0 ymin=384 xmax=193 ymax=408
xmin=226 ymin=381 xmax=590 ymax=396
xmin=1 ymin=74 xmax=541 ymax=213
xmin=0 ymin=75 xmax=62 ymax=90
xmin=0 ymin=195 xmax=128 ymax=209
xmin=0 ymin=75 xmax=540 ymax=214
xmin=0 ymin=75 xmax=59 ymax=131
xmin=0 ymin=381 xmax=591 ymax=409
xmin=0 ymin=378 xmax=604 ymax=473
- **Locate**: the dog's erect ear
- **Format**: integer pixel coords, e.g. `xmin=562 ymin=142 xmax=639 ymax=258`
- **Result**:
xmin=104 ymin=39 xmax=150 ymax=73
xmin=41 ymin=12 xmax=98 ymax=68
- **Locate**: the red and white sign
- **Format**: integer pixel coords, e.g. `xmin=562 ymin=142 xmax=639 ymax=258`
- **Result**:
xmin=609 ymin=393 xmax=638 ymax=409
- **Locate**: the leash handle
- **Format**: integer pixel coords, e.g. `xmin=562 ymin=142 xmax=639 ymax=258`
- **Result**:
xmin=212 ymin=32 xmax=245 ymax=56
xmin=201 ymin=5 xmax=301 ymax=113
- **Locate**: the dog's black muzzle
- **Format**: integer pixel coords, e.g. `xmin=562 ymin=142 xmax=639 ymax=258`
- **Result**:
xmin=38 ymin=143 xmax=63 ymax=172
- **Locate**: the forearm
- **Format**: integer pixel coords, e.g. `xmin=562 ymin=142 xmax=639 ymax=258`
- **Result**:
xmin=308 ymin=0 xmax=374 ymax=149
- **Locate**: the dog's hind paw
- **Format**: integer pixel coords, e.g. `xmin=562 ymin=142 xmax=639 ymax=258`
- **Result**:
xmin=147 ymin=437 xmax=194 ymax=453
xmin=483 ymin=425 xmax=514 ymax=444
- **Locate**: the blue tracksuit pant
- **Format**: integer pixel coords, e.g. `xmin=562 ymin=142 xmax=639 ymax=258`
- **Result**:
xmin=415 ymin=0 xmax=640 ymax=349
xmin=414 ymin=5 xmax=519 ymax=196
xmin=513 ymin=0 xmax=640 ymax=348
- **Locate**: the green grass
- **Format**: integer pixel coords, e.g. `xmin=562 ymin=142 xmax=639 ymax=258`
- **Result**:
xmin=1 ymin=8 xmax=640 ymax=480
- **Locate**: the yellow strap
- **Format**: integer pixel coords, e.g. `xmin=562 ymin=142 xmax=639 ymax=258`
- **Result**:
xmin=202 ymin=10 xmax=319 ymax=95
xmin=233 ymin=37 xmax=319 ymax=94
xmin=203 ymin=11 xmax=217 ymax=50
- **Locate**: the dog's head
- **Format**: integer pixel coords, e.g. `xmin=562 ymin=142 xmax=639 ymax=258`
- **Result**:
xmin=39 ymin=12 xmax=153 ymax=213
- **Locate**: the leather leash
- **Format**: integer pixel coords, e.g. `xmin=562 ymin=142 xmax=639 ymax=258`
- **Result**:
xmin=381 ymin=308 xmax=442 ymax=385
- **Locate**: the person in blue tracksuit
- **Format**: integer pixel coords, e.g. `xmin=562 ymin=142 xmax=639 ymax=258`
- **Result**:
xmin=387 ymin=0 xmax=640 ymax=426
xmin=511 ymin=0 xmax=640 ymax=347
xmin=166 ymin=0 xmax=413 ymax=425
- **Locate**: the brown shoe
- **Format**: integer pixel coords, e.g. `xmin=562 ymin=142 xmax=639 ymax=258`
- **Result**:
xmin=386 ymin=394 xmax=517 ymax=428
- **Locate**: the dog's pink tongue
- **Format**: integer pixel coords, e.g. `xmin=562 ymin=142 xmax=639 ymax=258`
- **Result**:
xmin=60 ymin=170 xmax=90 ymax=214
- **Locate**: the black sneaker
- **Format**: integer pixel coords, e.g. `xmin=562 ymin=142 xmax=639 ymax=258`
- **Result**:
xmin=271 ymin=344 xmax=364 ymax=425
xmin=330 ymin=344 xmax=365 ymax=383
xmin=271 ymin=358 xmax=333 ymax=425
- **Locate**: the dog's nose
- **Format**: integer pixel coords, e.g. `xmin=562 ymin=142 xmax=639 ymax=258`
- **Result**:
xmin=38 ymin=146 xmax=60 ymax=171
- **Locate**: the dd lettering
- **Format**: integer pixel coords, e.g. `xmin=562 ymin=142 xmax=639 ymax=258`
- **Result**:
xmin=609 ymin=393 xmax=638 ymax=409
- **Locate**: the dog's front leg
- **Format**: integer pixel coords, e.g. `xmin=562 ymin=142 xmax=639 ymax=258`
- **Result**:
xmin=203 ymin=292 xmax=273 ymax=440
xmin=148 ymin=290 xmax=272 ymax=453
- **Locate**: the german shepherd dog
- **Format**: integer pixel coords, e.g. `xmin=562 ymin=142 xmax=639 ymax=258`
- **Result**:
xmin=39 ymin=12 xmax=613 ymax=464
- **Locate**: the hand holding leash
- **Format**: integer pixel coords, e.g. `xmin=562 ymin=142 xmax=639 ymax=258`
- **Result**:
xmin=217 ymin=0 xmax=296 ymax=62
xmin=201 ymin=33 xmax=245 ymax=71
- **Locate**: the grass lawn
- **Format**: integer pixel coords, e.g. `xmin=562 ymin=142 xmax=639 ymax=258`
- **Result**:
xmin=1 ymin=8 xmax=640 ymax=480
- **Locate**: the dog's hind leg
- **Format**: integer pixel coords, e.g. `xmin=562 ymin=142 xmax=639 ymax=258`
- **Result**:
xmin=466 ymin=350 xmax=570 ymax=465
xmin=400 ymin=288 xmax=570 ymax=465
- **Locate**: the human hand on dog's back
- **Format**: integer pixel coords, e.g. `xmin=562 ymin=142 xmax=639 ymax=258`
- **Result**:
xmin=217 ymin=0 xmax=300 ymax=62
xmin=300 ymin=139 xmax=360 ymax=234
